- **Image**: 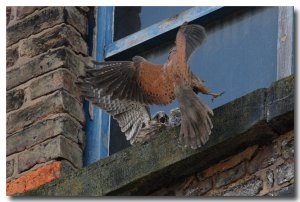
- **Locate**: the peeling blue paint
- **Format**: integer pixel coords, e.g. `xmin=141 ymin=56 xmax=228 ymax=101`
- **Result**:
xmin=84 ymin=7 xmax=114 ymax=165
xmin=105 ymin=6 xmax=223 ymax=58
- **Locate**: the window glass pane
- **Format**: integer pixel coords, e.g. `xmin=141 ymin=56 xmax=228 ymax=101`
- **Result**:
xmin=109 ymin=7 xmax=279 ymax=154
xmin=139 ymin=7 xmax=279 ymax=115
xmin=114 ymin=6 xmax=191 ymax=41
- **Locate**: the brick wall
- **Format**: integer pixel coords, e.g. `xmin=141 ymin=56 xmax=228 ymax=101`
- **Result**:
xmin=151 ymin=130 xmax=294 ymax=196
xmin=6 ymin=6 xmax=92 ymax=195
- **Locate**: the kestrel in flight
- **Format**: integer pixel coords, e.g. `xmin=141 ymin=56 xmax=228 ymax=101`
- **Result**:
xmin=77 ymin=22 xmax=223 ymax=149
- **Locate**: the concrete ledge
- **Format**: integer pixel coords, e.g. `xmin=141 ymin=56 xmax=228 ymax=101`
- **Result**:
xmin=24 ymin=75 xmax=294 ymax=196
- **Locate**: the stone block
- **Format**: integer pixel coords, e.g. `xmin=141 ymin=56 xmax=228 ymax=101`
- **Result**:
xmin=7 ymin=48 xmax=86 ymax=90
xmin=19 ymin=24 xmax=87 ymax=58
xmin=183 ymin=177 xmax=212 ymax=196
xmin=6 ymin=88 xmax=25 ymax=112
xmin=7 ymin=115 xmax=84 ymax=156
xmin=214 ymin=162 xmax=245 ymax=188
xmin=267 ymin=184 xmax=294 ymax=197
xmin=217 ymin=177 xmax=263 ymax=196
xmin=7 ymin=7 xmax=87 ymax=46
xmin=276 ymin=162 xmax=294 ymax=185
xmin=266 ymin=169 xmax=274 ymax=188
xmin=266 ymin=75 xmax=294 ymax=134
xmin=281 ymin=138 xmax=294 ymax=160
xmin=18 ymin=136 xmax=82 ymax=173
xmin=7 ymin=90 xmax=84 ymax=134
xmin=211 ymin=88 xmax=267 ymax=145
xmin=248 ymin=144 xmax=279 ymax=174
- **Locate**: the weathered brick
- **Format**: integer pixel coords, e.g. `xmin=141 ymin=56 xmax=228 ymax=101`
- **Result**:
xmin=183 ymin=177 xmax=212 ymax=196
xmin=217 ymin=177 xmax=263 ymax=196
xmin=6 ymin=7 xmax=12 ymax=25
xmin=214 ymin=162 xmax=245 ymax=188
xmin=6 ymin=88 xmax=25 ymax=112
xmin=19 ymin=24 xmax=87 ymax=58
xmin=6 ymin=44 xmax=19 ymax=68
xmin=202 ymin=145 xmax=258 ymax=178
xmin=7 ymin=161 xmax=61 ymax=195
xmin=60 ymin=160 xmax=77 ymax=177
xmin=7 ymin=90 xmax=84 ymax=134
xmin=18 ymin=135 xmax=82 ymax=173
xmin=76 ymin=6 xmax=90 ymax=13
xmin=267 ymin=184 xmax=295 ymax=197
xmin=6 ymin=159 xmax=14 ymax=178
xmin=248 ymin=144 xmax=279 ymax=174
xmin=7 ymin=115 xmax=84 ymax=156
xmin=16 ymin=7 xmax=45 ymax=20
xmin=266 ymin=169 xmax=274 ymax=188
xmin=64 ymin=7 xmax=88 ymax=38
xmin=276 ymin=162 xmax=294 ymax=185
xmin=7 ymin=7 xmax=88 ymax=46
xmin=7 ymin=48 xmax=86 ymax=90
xmin=30 ymin=69 xmax=79 ymax=100
xmin=281 ymin=138 xmax=294 ymax=160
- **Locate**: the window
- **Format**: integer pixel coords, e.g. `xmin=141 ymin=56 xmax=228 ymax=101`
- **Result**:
xmin=84 ymin=6 xmax=294 ymax=165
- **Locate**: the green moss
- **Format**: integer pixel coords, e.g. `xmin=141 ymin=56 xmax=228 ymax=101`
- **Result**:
xmin=24 ymin=75 xmax=294 ymax=196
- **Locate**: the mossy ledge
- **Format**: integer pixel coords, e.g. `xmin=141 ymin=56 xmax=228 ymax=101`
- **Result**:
xmin=23 ymin=75 xmax=294 ymax=196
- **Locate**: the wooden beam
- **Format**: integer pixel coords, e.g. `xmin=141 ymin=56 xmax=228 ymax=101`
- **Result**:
xmin=277 ymin=7 xmax=294 ymax=79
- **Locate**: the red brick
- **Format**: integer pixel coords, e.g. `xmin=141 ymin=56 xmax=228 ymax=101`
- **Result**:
xmin=6 ymin=161 xmax=61 ymax=196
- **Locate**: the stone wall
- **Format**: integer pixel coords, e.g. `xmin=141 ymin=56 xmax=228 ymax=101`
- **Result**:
xmin=6 ymin=6 xmax=92 ymax=195
xmin=150 ymin=130 xmax=294 ymax=196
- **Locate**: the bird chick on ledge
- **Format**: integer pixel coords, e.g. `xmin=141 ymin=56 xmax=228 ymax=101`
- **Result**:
xmin=77 ymin=22 xmax=224 ymax=149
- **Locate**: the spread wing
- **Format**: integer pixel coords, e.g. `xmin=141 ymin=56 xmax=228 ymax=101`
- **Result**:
xmin=175 ymin=23 xmax=207 ymax=62
xmin=82 ymin=56 xmax=174 ymax=105
xmin=77 ymin=80 xmax=151 ymax=143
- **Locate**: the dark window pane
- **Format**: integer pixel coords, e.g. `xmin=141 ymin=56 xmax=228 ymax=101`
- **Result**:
xmin=139 ymin=7 xmax=279 ymax=115
xmin=109 ymin=119 xmax=131 ymax=155
xmin=114 ymin=6 xmax=191 ymax=41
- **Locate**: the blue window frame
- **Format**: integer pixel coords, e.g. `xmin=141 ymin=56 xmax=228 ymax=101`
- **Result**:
xmin=84 ymin=6 xmax=294 ymax=166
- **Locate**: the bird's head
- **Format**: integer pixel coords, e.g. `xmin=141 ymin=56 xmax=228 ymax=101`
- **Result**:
xmin=151 ymin=111 xmax=169 ymax=125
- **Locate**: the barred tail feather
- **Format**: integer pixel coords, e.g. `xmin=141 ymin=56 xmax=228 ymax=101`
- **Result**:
xmin=175 ymin=85 xmax=213 ymax=149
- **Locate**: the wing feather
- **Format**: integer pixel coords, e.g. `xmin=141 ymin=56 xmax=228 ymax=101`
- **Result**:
xmin=82 ymin=56 xmax=173 ymax=105
xmin=175 ymin=23 xmax=207 ymax=62
xmin=76 ymin=80 xmax=151 ymax=142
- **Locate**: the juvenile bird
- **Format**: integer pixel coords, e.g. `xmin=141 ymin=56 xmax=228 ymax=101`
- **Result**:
xmin=77 ymin=22 xmax=223 ymax=149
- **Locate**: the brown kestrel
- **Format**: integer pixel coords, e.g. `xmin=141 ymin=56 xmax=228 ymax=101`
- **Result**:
xmin=77 ymin=22 xmax=223 ymax=149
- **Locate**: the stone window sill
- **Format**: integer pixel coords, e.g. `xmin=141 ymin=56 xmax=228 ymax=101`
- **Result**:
xmin=23 ymin=75 xmax=294 ymax=196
